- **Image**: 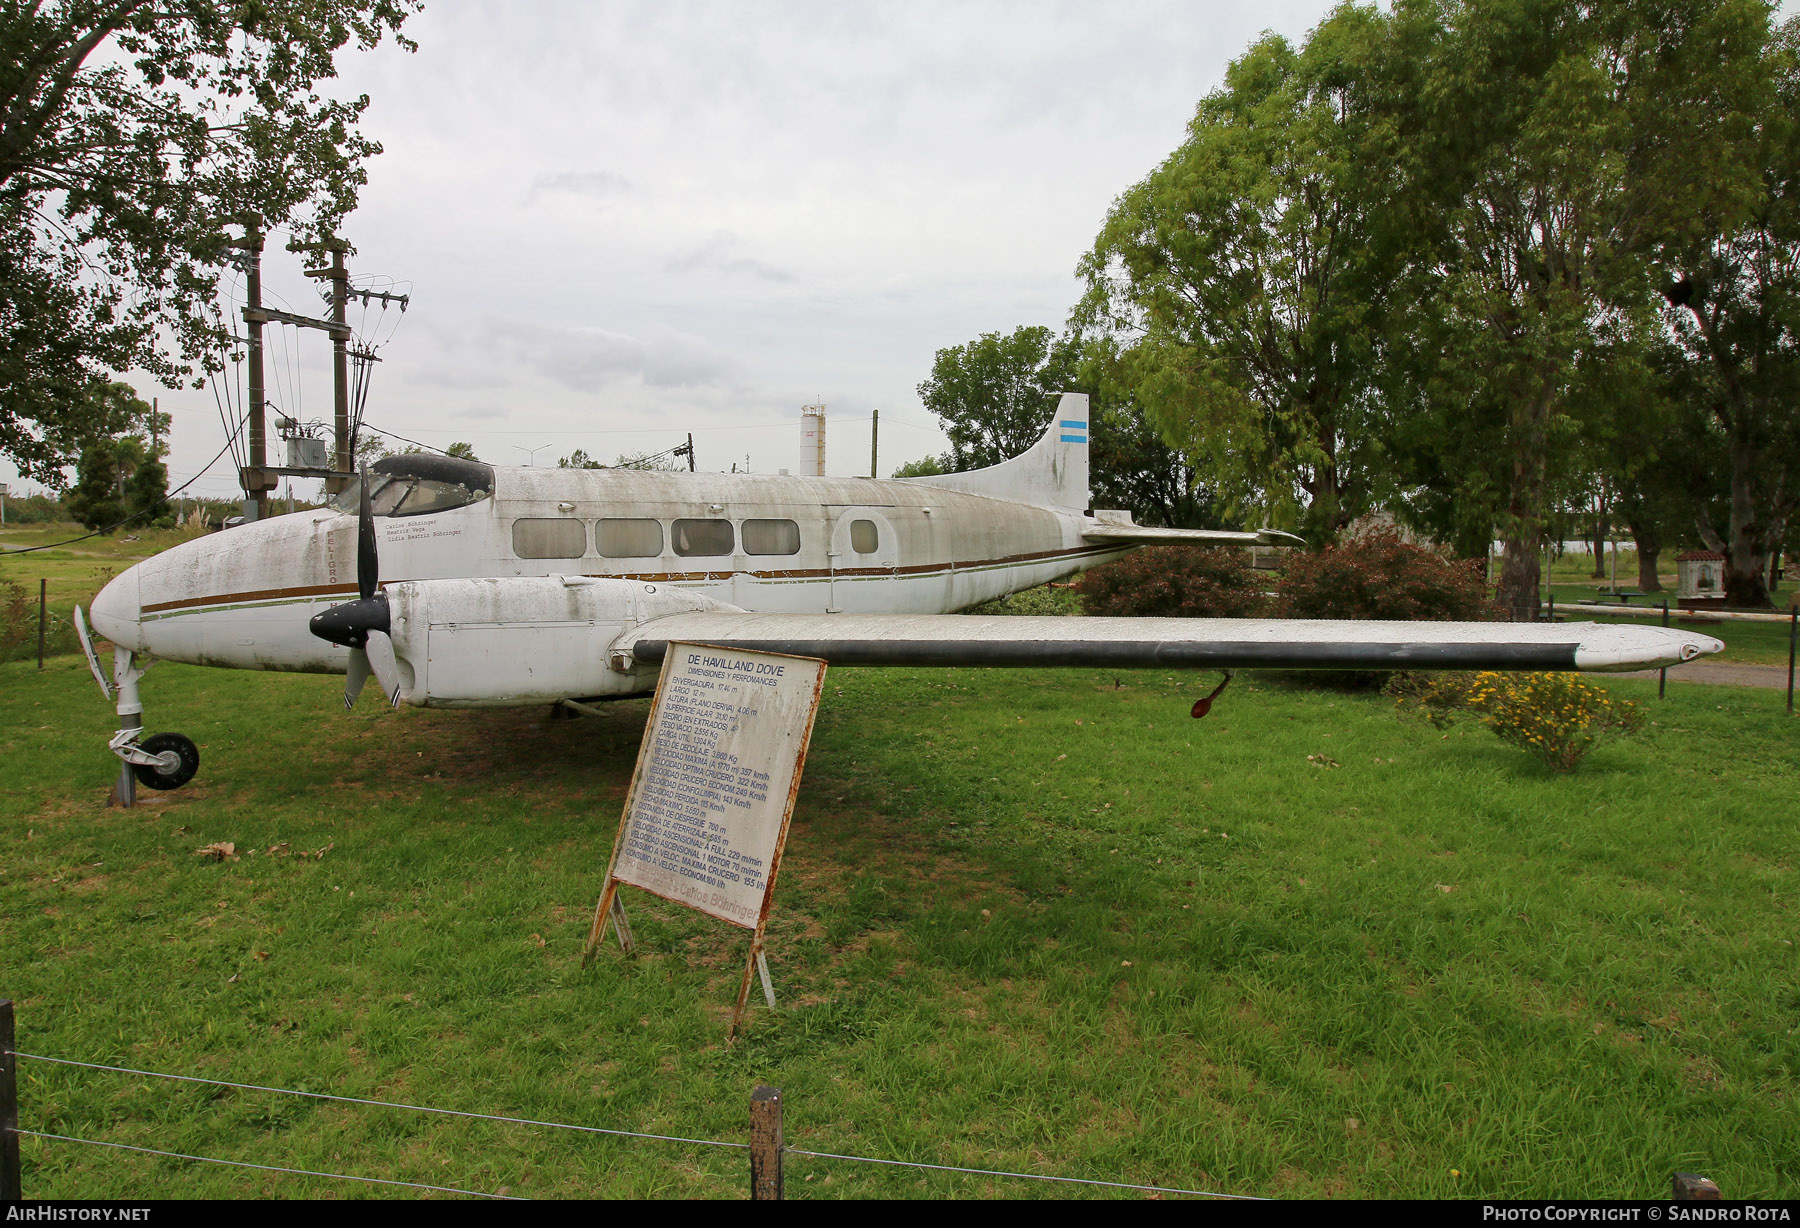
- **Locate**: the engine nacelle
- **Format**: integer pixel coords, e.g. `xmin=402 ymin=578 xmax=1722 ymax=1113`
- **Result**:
xmin=383 ymin=576 xmax=734 ymax=707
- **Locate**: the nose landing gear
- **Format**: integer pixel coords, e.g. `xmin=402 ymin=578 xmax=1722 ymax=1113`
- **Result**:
xmin=76 ymin=610 xmax=201 ymax=808
xmin=111 ymin=729 xmax=202 ymax=792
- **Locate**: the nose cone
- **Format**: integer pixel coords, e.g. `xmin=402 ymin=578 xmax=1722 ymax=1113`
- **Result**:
xmin=90 ymin=565 xmax=143 ymax=651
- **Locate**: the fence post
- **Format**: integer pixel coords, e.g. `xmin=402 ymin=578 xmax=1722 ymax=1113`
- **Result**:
xmin=1673 ymin=1173 xmax=1720 ymax=1200
xmin=750 ymin=1084 xmax=782 ymax=1200
xmin=2 ymin=999 xmax=20 ymax=1199
xmin=1786 ymin=607 xmax=1795 ymax=716
xmin=1659 ymin=600 xmax=1669 ymax=699
xmin=37 ymin=580 xmax=46 ymax=671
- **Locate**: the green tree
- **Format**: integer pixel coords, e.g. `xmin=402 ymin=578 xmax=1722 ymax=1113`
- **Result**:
xmin=918 ymin=326 xmax=1077 ymax=471
xmin=557 ymin=449 xmax=605 ymax=470
xmin=444 ymin=441 xmax=481 ymax=462
xmin=1654 ymin=17 xmax=1800 ymax=607
xmin=1582 ymin=344 xmax=1702 ymax=594
xmin=353 ymin=432 xmax=391 ymax=469
xmin=917 ymin=325 xmax=1212 ymax=527
xmin=0 ymin=1 xmax=418 ymax=487
xmin=1385 ymin=0 xmax=1771 ymax=618
xmin=1076 ymin=8 xmax=1407 ymax=541
xmin=62 ymin=382 xmax=170 ymax=530
xmin=612 ymin=449 xmax=680 ymax=472
xmin=890 ymin=455 xmax=944 ymax=479
xmin=1079 ymin=342 xmax=1216 ymax=528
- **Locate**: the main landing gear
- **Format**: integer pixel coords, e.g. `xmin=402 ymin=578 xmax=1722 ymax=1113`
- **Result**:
xmin=76 ymin=609 xmax=201 ymax=808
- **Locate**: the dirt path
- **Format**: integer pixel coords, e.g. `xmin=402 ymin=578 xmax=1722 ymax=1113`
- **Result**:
xmin=1620 ymin=662 xmax=1794 ymax=691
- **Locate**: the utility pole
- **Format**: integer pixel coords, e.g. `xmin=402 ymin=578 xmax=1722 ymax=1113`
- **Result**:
xmin=304 ymin=242 xmax=352 ymax=497
xmin=218 ymin=230 xmax=399 ymax=513
xmin=870 ymin=408 xmax=878 ymax=479
xmin=237 ymin=222 xmax=270 ymax=521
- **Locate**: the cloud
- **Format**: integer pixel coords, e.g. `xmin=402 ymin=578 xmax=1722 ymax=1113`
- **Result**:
xmin=526 ymin=171 xmax=635 ymax=204
xmin=489 ymin=318 xmax=741 ymax=391
xmin=665 ymin=231 xmax=798 ymax=285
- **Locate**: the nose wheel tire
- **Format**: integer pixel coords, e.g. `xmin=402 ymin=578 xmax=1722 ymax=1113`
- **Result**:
xmin=130 ymin=732 xmax=200 ymax=790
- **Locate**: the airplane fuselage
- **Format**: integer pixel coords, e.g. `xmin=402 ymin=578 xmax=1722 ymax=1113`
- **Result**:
xmin=92 ymin=463 xmax=1127 ymax=702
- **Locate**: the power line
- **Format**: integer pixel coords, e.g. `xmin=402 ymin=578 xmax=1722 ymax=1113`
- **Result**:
xmin=356 ymin=414 xmax=945 ymax=440
xmin=358 ymin=422 xmax=454 ymax=457
xmin=0 ymin=411 xmax=249 ymax=555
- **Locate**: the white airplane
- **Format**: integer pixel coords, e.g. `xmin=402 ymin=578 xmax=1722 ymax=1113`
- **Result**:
xmin=77 ymin=394 xmax=1722 ymax=795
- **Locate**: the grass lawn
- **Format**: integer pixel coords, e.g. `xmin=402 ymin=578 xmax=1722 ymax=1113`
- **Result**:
xmin=1545 ymin=583 xmax=1798 ymax=669
xmin=2 ymin=650 xmax=1794 ymax=1199
xmin=0 ymin=523 xmax=223 ymax=664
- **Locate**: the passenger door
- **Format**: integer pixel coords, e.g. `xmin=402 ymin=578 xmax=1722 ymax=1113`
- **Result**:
xmin=826 ymin=507 xmax=898 ymax=613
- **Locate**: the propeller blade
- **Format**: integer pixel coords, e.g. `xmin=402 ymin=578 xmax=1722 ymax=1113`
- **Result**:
xmin=344 ymin=647 xmax=370 ymax=709
xmin=365 ymin=633 xmax=404 ymax=707
xmin=357 ymin=469 xmax=378 ymax=603
xmin=311 ymin=469 xmax=394 ymax=709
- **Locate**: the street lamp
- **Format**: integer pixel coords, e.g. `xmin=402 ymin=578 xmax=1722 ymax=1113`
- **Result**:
xmin=512 ymin=443 xmax=554 ymax=467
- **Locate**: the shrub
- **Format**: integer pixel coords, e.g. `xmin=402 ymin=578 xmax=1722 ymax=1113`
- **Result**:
xmin=1078 ymin=546 xmax=1269 ymax=618
xmin=1 ymin=581 xmax=30 ymax=657
xmin=0 ymin=493 xmax=68 ymax=524
xmin=1390 ymin=670 xmax=1644 ymax=772
xmin=1277 ymin=528 xmax=1490 ymax=621
xmin=966 ymin=583 xmax=1083 ymax=616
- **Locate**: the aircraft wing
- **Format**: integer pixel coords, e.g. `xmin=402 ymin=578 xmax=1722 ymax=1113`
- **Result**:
xmin=619 ymin=613 xmax=1721 ymax=673
xmin=1080 ymin=525 xmax=1306 ymax=547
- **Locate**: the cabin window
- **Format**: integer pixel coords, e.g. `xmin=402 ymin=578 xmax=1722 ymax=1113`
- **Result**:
xmin=742 ymin=518 xmax=801 ymax=556
xmin=512 ymin=518 xmax=587 ymax=559
xmin=596 ymin=518 xmax=664 ymax=558
xmin=334 ymin=475 xmax=490 ymax=518
xmin=397 ymin=478 xmax=486 ymax=517
xmin=850 ymin=519 xmax=879 ymax=554
xmin=672 ymin=519 xmax=734 ymax=557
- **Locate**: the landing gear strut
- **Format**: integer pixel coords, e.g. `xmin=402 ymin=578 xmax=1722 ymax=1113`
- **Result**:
xmin=76 ymin=614 xmax=202 ymax=808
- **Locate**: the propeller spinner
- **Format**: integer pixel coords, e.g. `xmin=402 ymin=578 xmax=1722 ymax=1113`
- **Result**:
xmin=308 ymin=471 xmax=404 ymax=708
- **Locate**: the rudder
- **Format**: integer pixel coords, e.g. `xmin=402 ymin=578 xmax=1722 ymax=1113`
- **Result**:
xmin=912 ymin=392 xmax=1089 ymax=512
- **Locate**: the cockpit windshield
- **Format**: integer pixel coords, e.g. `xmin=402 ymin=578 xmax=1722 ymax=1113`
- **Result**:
xmin=329 ymin=454 xmax=494 ymax=518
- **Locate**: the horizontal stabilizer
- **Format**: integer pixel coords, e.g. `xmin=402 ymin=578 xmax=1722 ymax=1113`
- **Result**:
xmin=1081 ymin=524 xmax=1306 ymax=547
xmin=619 ymin=614 xmax=1721 ymax=674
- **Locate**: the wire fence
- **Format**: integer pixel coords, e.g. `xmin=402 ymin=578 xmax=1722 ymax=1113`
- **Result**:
xmin=1 ymin=1015 xmax=1256 ymax=1200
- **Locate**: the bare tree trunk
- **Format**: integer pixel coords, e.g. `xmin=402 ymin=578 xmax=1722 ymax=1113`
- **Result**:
xmin=1616 ymin=490 xmax=1663 ymax=593
xmin=1725 ymin=436 xmax=1773 ymax=607
xmin=1498 ymin=533 xmax=1543 ymax=620
xmin=1496 ymin=388 xmax=1551 ymax=621
xmin=1589 ymin=480 xmax=1609 ymax=579
xmin=1632 ymin=524 xmax=1663 ymax=593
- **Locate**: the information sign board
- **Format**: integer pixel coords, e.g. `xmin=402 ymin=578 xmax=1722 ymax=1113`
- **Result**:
xmin=611 ymin=644 xmax=826 ymax=926
xmin=585 ymin=642 xmax=827 ymax=1033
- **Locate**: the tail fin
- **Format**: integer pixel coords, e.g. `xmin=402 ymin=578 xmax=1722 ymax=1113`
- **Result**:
xmin=913 ymin=392 xmax=1089 ymax=512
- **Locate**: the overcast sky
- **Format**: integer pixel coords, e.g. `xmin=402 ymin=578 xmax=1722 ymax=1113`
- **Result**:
xmin=10 ymin=1 xmax=1350 ymax=500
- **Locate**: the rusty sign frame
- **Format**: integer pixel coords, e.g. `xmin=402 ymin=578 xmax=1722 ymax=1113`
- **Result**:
xmin=583 ymin=641 xmax=829 ymax=1038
